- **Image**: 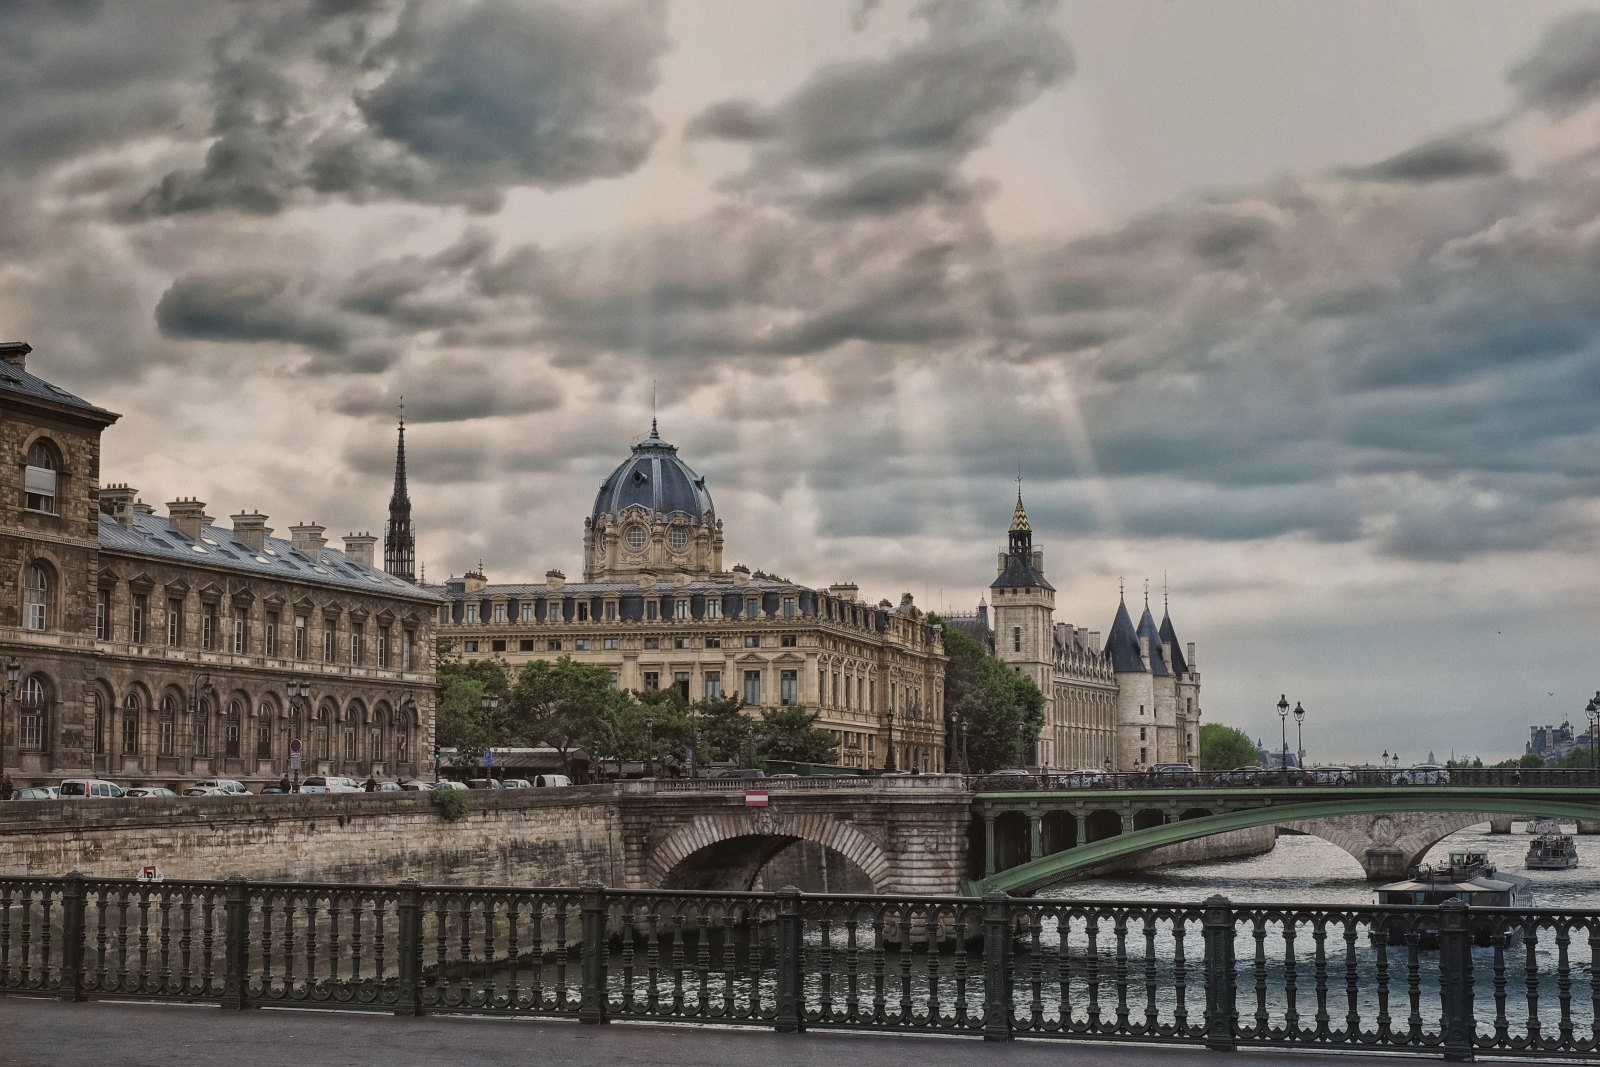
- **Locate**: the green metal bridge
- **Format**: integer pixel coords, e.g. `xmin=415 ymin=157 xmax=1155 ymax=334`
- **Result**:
xmin=967 ymin=784 xmax=1600 ymax=895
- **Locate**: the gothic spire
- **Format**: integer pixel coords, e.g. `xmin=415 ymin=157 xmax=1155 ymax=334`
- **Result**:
xmin=384 ymin=408 xmax=416 ymax=582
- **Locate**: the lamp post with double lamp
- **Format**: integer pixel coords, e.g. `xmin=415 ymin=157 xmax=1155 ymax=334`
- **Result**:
xmin=1293 ymin=701 xmax=1306 ymax=780
xmin=883 ymin=707 xmax=897 ymax=773
xmin=0 ymin=658 xmax=20 ymax=796
xmin=1276 ymin=694 xmax=1290 ymax=786
xmin=1586 ymin=693 xmax=1600 ymax=781
xmin=480 ymin=694 xmax=499 ymax=779
xmin=287 ymin=680 xmax=311 ymax=791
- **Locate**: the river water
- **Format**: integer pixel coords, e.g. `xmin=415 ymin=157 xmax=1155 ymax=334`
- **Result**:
xmin=1036 ymin=819 xmax=1600 ymax=908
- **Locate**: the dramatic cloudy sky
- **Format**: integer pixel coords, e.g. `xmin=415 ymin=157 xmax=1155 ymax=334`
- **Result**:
xmin=7 ymin=0 xmax=1600 ymax=763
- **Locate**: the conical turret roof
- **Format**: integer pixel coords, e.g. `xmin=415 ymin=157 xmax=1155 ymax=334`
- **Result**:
xmin=1159 ymin=609 xmax=1188 ymax=674
xmin=1103 ymin=597 xmax=1145 ymax=672
xmin=1137 ymin=604 xmax=1170 ymax=677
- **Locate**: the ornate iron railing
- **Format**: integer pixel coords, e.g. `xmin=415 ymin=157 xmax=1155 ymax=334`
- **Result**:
xmin=1 ymin=875 xmax=1594 ymax=1061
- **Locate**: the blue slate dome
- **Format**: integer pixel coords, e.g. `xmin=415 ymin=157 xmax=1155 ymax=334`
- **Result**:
xmin=592 ymin=422 xmax=714 ymax=525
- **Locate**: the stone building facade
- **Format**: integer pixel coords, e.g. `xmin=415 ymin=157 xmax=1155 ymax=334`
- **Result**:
xmin=435 ymin=424 xmax=948 ymax=772
xmin=944 ymin=492 xmax=1201 ymax=774
xmin=0 ymin=342 xmax=441 ymax=791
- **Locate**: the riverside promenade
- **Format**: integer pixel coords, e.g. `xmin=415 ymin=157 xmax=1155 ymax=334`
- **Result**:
xmin=0 ymin=998 xmax=1495 ymax=1067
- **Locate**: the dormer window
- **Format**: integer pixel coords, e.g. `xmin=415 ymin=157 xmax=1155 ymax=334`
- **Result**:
xmin=24 ymin=440 xmax=59 ymax=513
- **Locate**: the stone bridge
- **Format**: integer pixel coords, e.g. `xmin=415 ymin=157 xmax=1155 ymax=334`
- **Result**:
xmin=2 ymin=777 xmax=1594 ymax=895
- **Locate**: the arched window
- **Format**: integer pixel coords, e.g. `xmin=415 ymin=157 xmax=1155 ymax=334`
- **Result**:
xmin=158 ymin=695 xmax=177 ymax=756
xmin=121 ymin=693 xmax=141 ymax=755
xmin=90 ymin=691 xmax=105 ymax=757
xmin=193 ymin=697 xmax=211 ymax=758
xmin=315 ymin=704 xmax=331 ymax=761
xmin=24 ymin=440 xmax=59 ymax=513
xmin=19 ymin=677 xmax=46 ymax=751
xmin=23 ymin=562 xmax=50 ymax=631
xmin=225 ymin=699 xmax=242 ymax=758
xmin=255 ymin=702 xmax=273 ymax=759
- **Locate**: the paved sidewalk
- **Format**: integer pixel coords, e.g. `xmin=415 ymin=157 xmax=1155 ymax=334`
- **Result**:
xmin=0 ymin=997 xmax=1516 ymax=1067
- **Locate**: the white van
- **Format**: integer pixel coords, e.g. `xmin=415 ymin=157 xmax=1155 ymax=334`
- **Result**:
xmin=59 ymin=778 xmax=124 ymax=798
xmin=533 ymin=774 xmax=572 ymax=788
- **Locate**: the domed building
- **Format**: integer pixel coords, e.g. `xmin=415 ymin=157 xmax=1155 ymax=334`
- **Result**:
xmin=434 ymin=425 xmax=948 ymax=773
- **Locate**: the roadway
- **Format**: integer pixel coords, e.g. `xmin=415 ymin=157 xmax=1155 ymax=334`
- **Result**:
xmin=0 ymin=997 xmax=1538 ymax=1067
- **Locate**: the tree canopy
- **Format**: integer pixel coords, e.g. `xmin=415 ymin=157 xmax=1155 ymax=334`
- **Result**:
xmin=934 ymin=619 xmax=1046 ymax=773
xmin=1198 ymin=722 xmax=1259 ymax=770
xmin=505 ymin=656 xmax=628 ymax=774
xmin=755 ymin=705 xmax=839 ymax=764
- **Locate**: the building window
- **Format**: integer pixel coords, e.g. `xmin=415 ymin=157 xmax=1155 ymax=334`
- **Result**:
xmin=625 ymin=525 xmax=647 ymax=550
xmin=520 ymin=604 xmax=533 ymax=622
xmin=493 ymin=603 xmax=506 ymax=623
xmin=491 ymin=639 xmax=506 ymax=652
xmin=193 ymin=700 xmax=210 ymax=758
xmin=377 ymin=630 xmax=388 ymax=668
xmin=643 ymin=671 xmax=659 ymax=691
xmin=232 ymin=606 xmax=248 ymax=654
xmin=744 ymin=635 xmax=759 ymax=649
xmin=780 ymin=634 xmax=796 ymax=648
xmin=201 ymin=603 xmax=217 ymax=650
xmin=674 ymin=636 xmax=690 ymax=650
xmin=675 ymin=599 xmax=690 ymax=620
xmin=645 ymin=601 xmax=658 ymax=621
xmin=19 ymin=677 xmax=45 ymax=751
xmin=668 ymin=526 xmax=688 ymax=550
xmin=130 ymin=593 xmax=147 ymax=644
xmin=350 ymin=625 xmax=363 ymax=665
xmin=90 ymin=692 xmax=105 ymax=756
xmin=705 ymin=636 xmax=720 ymax=649
xmin=1013 ymin=627 xmax=1022 ymax=653
xmin=225 ymin=701 xmax=242 ymax=758
xmin=168 ymin=599 xmax=186 ymax=646
xmin=324 ymin=627 xmax=336 ymax=663
xmin=23 ymin=440 xmax=58 ymax=513
xmin=705 ymin=672 xmax=721 ymax=700
xmin=96 ymin=590 xmax=109 ymax=640
xmin=674 ymin=672 xmax=690 ymax=699
xmin=780 ymin=670 xmax=797 ymax=707
xmin=603 ymin=637 xmax=619 ymax=650
xmin=257 ymin=708 xmax=273 ymax=759
xmin=1140 ymin=747 xmax=1148 ymax=765
xmin=744 ymin=598 xmax=758 ymax=618
xmin=1139 ymin=726 xmax=1147 ymax=741
xmin=743 ymin=671 xmax=761 ymax=706
xmin=604 ymin=601 xmax=617 ymax=621
xmin=464 ymin=640 xmax=479 ymax=652
xmin=22 ymin=563 xmax=50 ymax=631
xmin=403 ymin=630 xmax=415 ymax=670
xmin=519 ymin=639 xmax=535 ymax=652
xmin=466 ymin=603 xmax=478 ymax=624
xmin=782 ymin=596 xmax=796 ymax=618
xmin=577 ymin=602 xmax=590 ymax=622
xmin=294 ymin=614 xmax=308 ymax=659
xmin=343 ymin=729 xmax=356 ymax=760
xmin=547 ymin=639 xmax=561 ymax=652
xmin=122 ymin=694 xmax=141 ymax=755
xmin=158 ymin=695 xmax=177 ymax=756
xmin=265 ymin=612 xmax=279 ymax=657
xmin=644 ymin=637 xmax=660 ymax=650
xmin=575 ymin=638 xmax=591 ymax=651
xmin=706 ymin=599 xmax=721 ymax=619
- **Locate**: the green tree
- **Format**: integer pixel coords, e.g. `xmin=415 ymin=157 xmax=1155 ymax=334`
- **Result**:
xmin=433 ymin=646 xmax=511 ymax=771
xmin=688 ymin=693 xmax=754 ymax=766
xmin=755 ymin=706 xmax=839 ymax=764
xmin=506 ymin=657 xmax=626 ymax=777
xmin=597 ymin=688 xmax=695 ymax=776
xmin=935 ymin=620 xmax=1046 ymax=773
xmin=1199 ymin=723 xmax=1259 ymax=770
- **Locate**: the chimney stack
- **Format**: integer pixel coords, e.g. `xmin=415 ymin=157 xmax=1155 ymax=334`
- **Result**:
xmin=100 ymin=484 xmax=138 ymax=528
xmin=166 ymin=498 xmax=212 ymax=541
xmin=231 ymin=512 xmax=271 ymax=551
xmin=289 ymin=523 xmax=328 ymax=553
xmin=342 ymin=532 xmax=377 ymax=568
xmin=0 ymin=341 xmax=30 ymax=370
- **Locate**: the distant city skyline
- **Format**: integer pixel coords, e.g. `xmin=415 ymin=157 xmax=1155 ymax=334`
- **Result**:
xmin=5 ymin=1 xmax=1600 ymax=762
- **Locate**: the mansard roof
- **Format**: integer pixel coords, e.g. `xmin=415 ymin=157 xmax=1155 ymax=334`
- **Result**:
xmin=0 ymin=348 xmax=120 ymax=423
xmin=99 ymin=512 xmax=443 ymax=603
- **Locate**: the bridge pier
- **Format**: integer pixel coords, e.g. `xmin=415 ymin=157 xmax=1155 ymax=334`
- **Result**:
xmin=1579 ymin=819 xmax=1600 ymax=835
xmin=1488 ymin=817 xmax=1513 ymax=834
xmin=1363 ymin=847 xmax=1412 ymax=882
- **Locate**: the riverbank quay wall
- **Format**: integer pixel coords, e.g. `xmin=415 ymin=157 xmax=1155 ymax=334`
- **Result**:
xmin=1 ymin=873 xmax=1593 ymax=1062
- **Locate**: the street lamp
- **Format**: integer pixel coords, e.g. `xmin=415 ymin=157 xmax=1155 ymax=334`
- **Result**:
xmin=0 ymin=658 xmax=20 ymax=795
xmin=844 ymin=733 xmax=861 ymax=769
xmin=1585 ymin=693 xmax=1599 ymax=777
xmin=1276 ymin=694 xmax=1290 ymax=785
xmin=1293 ymin=701 xmax=1306 ymax=773
xmin=883 ymin=707 xmax=897 ymax=773
xmin=479 ymin=694 xmax=500 ymax=778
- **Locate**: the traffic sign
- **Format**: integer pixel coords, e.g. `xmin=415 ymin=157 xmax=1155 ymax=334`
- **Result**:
xmin=482 ymin=749 xmax=494 ymax=766
xmin=138 ymin=864 xmax=164 ymax=883
xmin=290 ymin=737 xmax=302 ymax=755
xmin=745 ymin=790 xmax=769 ymax=807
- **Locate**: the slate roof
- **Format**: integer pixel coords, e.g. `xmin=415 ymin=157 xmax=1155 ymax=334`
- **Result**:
xmin=1159 ymin=611 xmax=1188 ymax=674
xmin=1136 ymin=605 xmax=1170 ymax=677
xmin=99 ymin=512 xmax=442 ymax=603
xmin=592 ymin=423 xmax=714 ymax=526
xmin=990 ymin=551 xmax=1054 ymax=591
xmin=1103 ymin=598 xmax=1145 ymax=672
xmin=0 ymin=348 xmax=119 ymax=423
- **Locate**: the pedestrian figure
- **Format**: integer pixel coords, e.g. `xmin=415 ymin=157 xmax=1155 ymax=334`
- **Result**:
xmin=364 ymin=775 xmax=377 ymax=792
xmin=278 ymin=773 xmax=291 ymax=793
xmin=1 ymin=774 xmax=12 ymax=800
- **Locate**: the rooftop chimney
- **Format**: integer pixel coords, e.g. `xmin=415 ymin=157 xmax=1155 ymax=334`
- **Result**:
xmin=100 ymin=484 xmax=137 ymax=527
xmin=232 ymin=512 xmax=271 ymax=551
xmin=829 ymin=581 xmax=859 ymax=602
xmin=289 ymin=523 xmax=328 ymax=553
xmin=0 ymin=341 xmax=30 ymax=370
xmin=166 ymin=498 xmax=212 ymax=541
xmin=342 ymin=532 xmax=377 ymax=568
xmin=545 ymin=568 xmax=566 ymax=591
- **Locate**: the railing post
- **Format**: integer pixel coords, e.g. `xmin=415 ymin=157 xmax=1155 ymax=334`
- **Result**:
xmin=1202 ymin=894 xmax=1237 ymax=1051
xmin=393 ymin=879 xmax=424 ymax=1016
xmin=57 ymin=871 xmax=86 ymax=1002
xmin=1437 ymin=899 xmax=1475 ymax=1062
xmin=774 ymin=885 xmax=805 ymax=1033
xmin=220 ymin=874 xmax=249 ymax=1010
xmin=982 ymin=889 xmax=1014 ymax=1042
xmin=579 ymin=883 xmax=609 ymax=1025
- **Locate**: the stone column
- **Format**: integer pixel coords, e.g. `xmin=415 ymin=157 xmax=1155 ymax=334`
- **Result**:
xmin=983 ymin=815 xmax=997 ymax=877
xmin=1029 ymin=812 xmax=1042 ymax=862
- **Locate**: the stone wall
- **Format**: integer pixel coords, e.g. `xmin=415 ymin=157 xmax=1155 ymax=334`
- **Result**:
xmin=1100 ymin=825 xmax=1275 ymax=874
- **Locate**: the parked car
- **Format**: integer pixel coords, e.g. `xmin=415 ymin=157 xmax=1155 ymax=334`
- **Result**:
xmin=123 ymin=786 xmax=178 ymax=798
xmin=300 ymin=775 xmax=361 ymax=793
xmin=399 ymin=779 xmax=435 ymax=791
xmin=59 ymin=778 xmax=125 ymax=798
xmin=377 ymin=780 xmax=404 ymax=792
xmin=1150 ymin=763 xmax=1199 ymax=786
xmin=433 ymin=780 xmax=468 ymax=791
xmin=1053 ymin=769 xmax=1106 ymax=789
xmin=1392 ymin=764 xmax=1451 ymax=785
xmin=195 ymin=778 xmax=251 ymax=795
xmin=1309 ymin=766 xmax=1355 ymax=785
xmin=500 ymin=778 xmax=532 ymax=789
xmin=11 ymin=786 xmax=58 ymax=801
xmin=465 ymin=778 xmax=503 ymax=789
xmin=1220 ymin=766 xmax=1262 ymax=786
xmin=183 ymin=785 xmax=228 ymax=796
xmin=978 ymin=768 xmax=1035 ymax=790
xmin=533 ymin=774 xmax=573 ymax=788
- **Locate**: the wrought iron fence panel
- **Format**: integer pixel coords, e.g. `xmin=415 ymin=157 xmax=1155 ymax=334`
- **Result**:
xmin=0 ymin=878 xmax=65 ymax=996
xmin=602 ymin=889 xmax=778 ymax=1025
xmin=236 ymin=882 xmax=404 ymax=1010
xmin=77 ymin=879 xmax=227 ymax=1001
xmin=411 ymin=887 xmax=583 ymax=1016
xmin=1465 ymin=908 xmax=1599 ymax=1057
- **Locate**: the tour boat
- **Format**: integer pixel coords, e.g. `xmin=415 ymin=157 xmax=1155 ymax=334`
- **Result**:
xmin=1525 ymin=833 xmax=1579 ymax=870
xmin=1374 ymin=850 xmax=1532 ymax=947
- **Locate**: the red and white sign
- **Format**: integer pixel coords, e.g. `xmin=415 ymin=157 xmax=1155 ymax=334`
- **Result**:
xmin=744 ymin=790 xmax=769 ymax=807
xmin=138 ymin=864 xmax=164 ymax=883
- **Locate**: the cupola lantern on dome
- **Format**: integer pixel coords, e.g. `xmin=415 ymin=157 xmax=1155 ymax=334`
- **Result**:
xmin=583 ymin=424 xmax=723 ymax=581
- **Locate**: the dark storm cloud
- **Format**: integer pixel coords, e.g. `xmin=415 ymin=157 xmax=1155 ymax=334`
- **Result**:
xmin=155 ymin=271 xmax=351 ymax=353
xmin=331 ymin=359 xmax=562 ymax=423
xmin=688 ymin=0 xmax=1071 ymax=217
xmin=1346 ymin=137 xmax=1510 ymax=183
xmin=1507 ymin=9 xmax=1600 ymax=116
xmin=134 ymin=0 xmax=668 ymax=217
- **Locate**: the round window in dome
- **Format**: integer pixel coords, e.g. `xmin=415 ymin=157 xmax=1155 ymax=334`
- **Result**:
xmin=668 ymin=527 xmax=689 ymax=551
xmin=625 ymin=525 xmax=648 ymax=551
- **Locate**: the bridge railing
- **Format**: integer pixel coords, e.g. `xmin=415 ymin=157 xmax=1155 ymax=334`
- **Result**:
xmin=968 ymin=767 xmax=1600 ymax=791
xmin=0 ymin=874 xmax=1593 ymax=1060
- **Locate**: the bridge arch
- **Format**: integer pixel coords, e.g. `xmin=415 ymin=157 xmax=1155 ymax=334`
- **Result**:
xmin=648 ymin=813 xmax=892 ymax=892
xmin=1278 ymin=811 xmax=1497 ymax=875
